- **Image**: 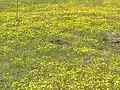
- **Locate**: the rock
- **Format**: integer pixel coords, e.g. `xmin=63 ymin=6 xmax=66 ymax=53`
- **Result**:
xmin=108 ymin=38 xmax=120 ymax=43
xmin=103 ymin=31 xmax=120 ymax=44
xmin=104 ymin=37 xmax=120 ymax=43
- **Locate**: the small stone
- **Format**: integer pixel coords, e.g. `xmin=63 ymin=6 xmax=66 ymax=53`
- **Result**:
xmin=109 ymin=38 xmax=120 ymax=43
xmin=103 ymin=31 xmax=120 ymax=44
xmin=104 ymin=37 xmax=120 ymax=43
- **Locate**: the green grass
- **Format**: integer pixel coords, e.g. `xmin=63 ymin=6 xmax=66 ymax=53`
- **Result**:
xmin=0 ymin=0 xmax=120 ymax=90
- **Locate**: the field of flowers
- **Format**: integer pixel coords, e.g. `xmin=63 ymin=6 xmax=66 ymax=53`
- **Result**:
xmin=0 ymin=0 xmax=120 ymax=90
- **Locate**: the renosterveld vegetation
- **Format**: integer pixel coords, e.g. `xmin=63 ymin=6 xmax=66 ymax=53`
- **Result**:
xmin=0 ymin=0 xmax=120 ymax=90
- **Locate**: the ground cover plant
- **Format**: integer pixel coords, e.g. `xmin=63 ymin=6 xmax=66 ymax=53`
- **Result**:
xmin=0 ymin=0 xmax=120 ymax=90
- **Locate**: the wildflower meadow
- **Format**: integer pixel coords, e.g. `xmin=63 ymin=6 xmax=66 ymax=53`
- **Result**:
xmin=0 ymin=0 xmax=120 ymax=89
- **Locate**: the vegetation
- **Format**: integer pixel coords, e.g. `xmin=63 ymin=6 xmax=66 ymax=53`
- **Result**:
xmin=0 ymin=0 xmax=120 ymax=90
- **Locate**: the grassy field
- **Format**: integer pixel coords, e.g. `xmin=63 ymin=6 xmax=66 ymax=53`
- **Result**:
xmin=0 ymin=0 xmax=120 ymax=90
